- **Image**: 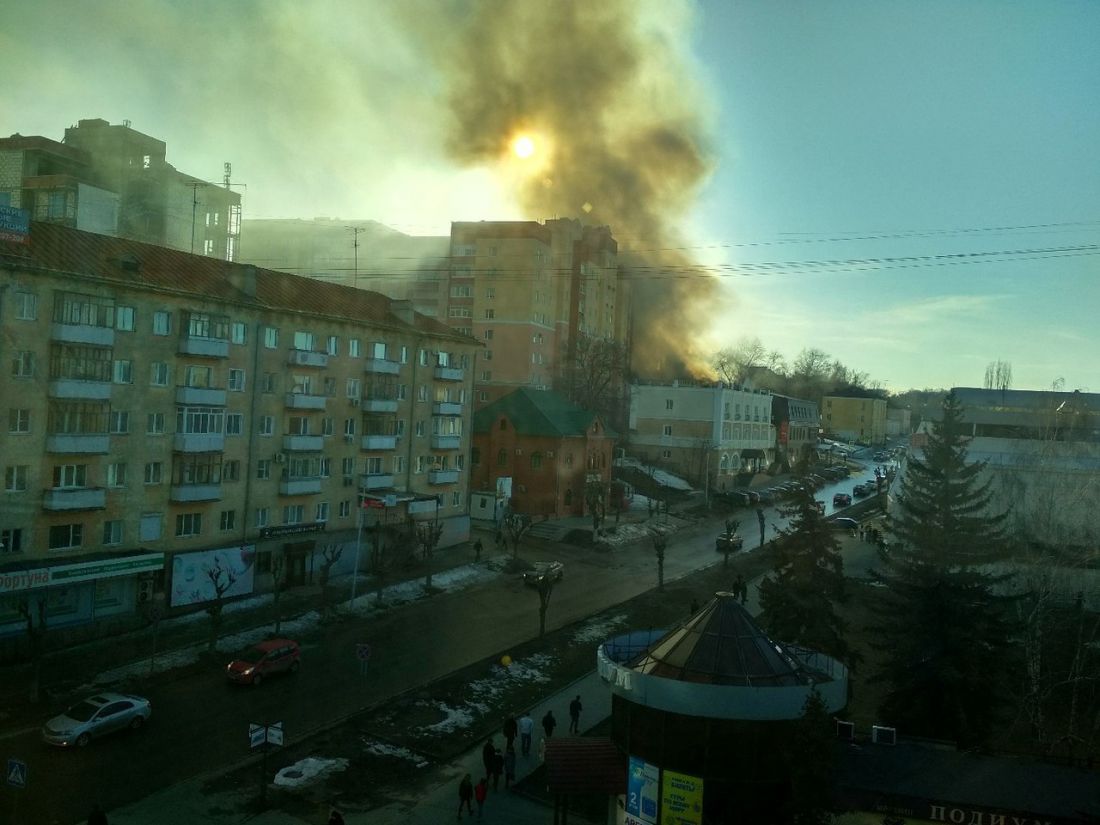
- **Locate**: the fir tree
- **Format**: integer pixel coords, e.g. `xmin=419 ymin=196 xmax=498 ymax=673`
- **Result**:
xmin=758 ymin=481 xmax=850 ymax=664
xmin=784 ymin=690 xmax=837 ymax=825
xmin=871 ymin=390 xmax=1017 ymax=746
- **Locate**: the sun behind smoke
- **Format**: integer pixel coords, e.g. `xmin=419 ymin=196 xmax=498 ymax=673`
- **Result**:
xmin=512 ymin=134 xmax=535 ymax=159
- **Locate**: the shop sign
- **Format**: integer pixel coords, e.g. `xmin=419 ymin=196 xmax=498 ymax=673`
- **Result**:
xmin=660 ymin=768 xmax=704 ymax=825
xmin=0 ymin=552 xmax=164 ymax=594
xmin=626 ymin=756 xmax=659 ymax=824
xmin=0 ymin=205 xmax=30 ymax=244
xmin=259 ymin=523 xmax=325 ymax=539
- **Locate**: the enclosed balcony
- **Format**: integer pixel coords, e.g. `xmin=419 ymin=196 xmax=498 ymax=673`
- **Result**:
xmin=46 ymin=434 xmax=110 ymax=454
xmin=361 ymin=435 xmax=398 ymax=451
xmin=178 ymin=337 xmax=229 ymax=358
xmin=288 ymin=349 xmax=329 ymax=368
xmin=428 ymin=469 xmax=460 ymax=485
xmin=361 ymin=473 xmax=395 ymax=490
xmin=283 ymin=435 xmax=324 ymax=452
xmin=42 ymin=487 xmax=107 ymax=511
xmin=50 ymin=323 xmax=115 ymax=347
xmin=363 ymin=397 xmax=398 ymax=414
xmin=279 ymin=477 xmax=322 ymax=496
xmin=176 ymin=386 xmax=227 ymax=406
xmin=173 ymin=432 xmax=225 ymax=453
xmin=434 ymin=366 xmax=464 ymax=382
xmin=284 ymin=393 xmax=327 ymax=410
xmin=432 ymin=402 xmax=462 ymax=416
xmin=430 ymin=434 xmax=461 ymax=450
xmin=364 ymin=358 xmax=400 ymax=375
xmin=48 ymin=379 xmax=112 ymax=401
xmin=169 ymin=483 xmax=222 ymax=503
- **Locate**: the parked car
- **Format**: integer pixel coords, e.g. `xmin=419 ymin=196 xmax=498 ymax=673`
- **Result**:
xmin=807 ymin=475 xmax=827 ymax=488
xmin=745 ymin=490 xmax=761 ymax=504
xmin=715 ymin=532 xmax=744 ymax=553
xmin=42 ymin=692 xmax=151 ymax=748
xmin=831 ymin=517 xmax=860 ymax=531
xmin=853 ymin=484 xmax=870 ymax=498
xmin=523 ymin=561 xmax=565 ymax=586
xmin=756 ymin=489 xmax=775 ymax=505
xmin=226 ymin=638 xmax=301 ymax=686
xmin=833 ymin=492 xmax=852 ymax=507
xmin=714 ymin=490 xmax=750 ymax=508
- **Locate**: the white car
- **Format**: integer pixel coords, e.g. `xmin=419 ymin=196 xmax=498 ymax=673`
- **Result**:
xmin=522 ymin=561 xmax=564 ymax=586
xmin=42 ymin=692 xmax=152 ymax=747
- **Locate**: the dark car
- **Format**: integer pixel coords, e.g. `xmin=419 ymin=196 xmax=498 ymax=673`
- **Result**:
xmin=831 ymin=517 xmax=860 ymax=531
xmin=745 ymin=490 xmax=761 ymax=504
xmin=226 ymin=638 xmax=301 ymax=686
xmin=756 ymin=489 xmax=775 ymax=505
xmin=852 ymin=484 xmax=870 ymax=498
xmin=716 ymin=532 xmax=744 ymax=552
xmin=714 ymin=490 xmax=750 ymax=508
xmin=833 ymin=492 xmax=852 ymax=507
xmin=523 ymin=561 xmax=565 ymax=586
xmin=807 ymin=475 xmax=827 ymax=488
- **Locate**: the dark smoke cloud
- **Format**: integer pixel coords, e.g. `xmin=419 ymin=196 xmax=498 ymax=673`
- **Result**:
xmin=397 ymin=0 xmax=720 ymax=378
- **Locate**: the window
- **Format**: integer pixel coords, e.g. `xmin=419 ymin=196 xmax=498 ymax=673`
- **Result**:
xmin=112 ymin=359 xmax=132 ymax=384
xmin=226 ymin=413 xmax=243 ymax=435
xmin=484 ymin=329 xmax=493 ymax=340
xmin=110 ymin=410 xmax=130 ymax=434
xmin=144 ymin=462 xmax=163 ymax=484
xmin=448 ymin=307 xmax=472 ymax=318
xmin=326 ymin=335 xmax=338 ymax=356
xmin=662 ymin=424 xmax=673 ymax=436
xmin=662 ymin=449 xmax=672 ymax=459
xmin=282 ymin=504 xmax=304 ymax=525
xmin=320 ymin=457 xmax=331 ymax=478
xmin=219 ymin=510 xmax=236 ymax=531
xmin=228 ymin=369 xmax=245 ymax=391
xmin=257 ymin=460 xmax=271 ymax=480
xmin=231 ymin=321 xmax=246 ymax=344
xmin=149 ymin=362 xmax=169 ymax=387
xmin=186 ymin=312 xmax=229 ymax=340
xmin=147 ymin=412 xmax=165 ymax=434
xmin=339 ymin=500 xmax=351 ymax=518
xmin=203 ymin=239 xmax=214 ymax=255
xmin=139 ymin=513 xmax=162 ymax=541
xmin=293 ymin=331 xmax=314 ymax=351
xmin=49 ymin=523 xmax=83 ymax=551
xmin=481 ymin=370 xmax=492 ymax=381
xmin=152 ymin=311 xmax=171 ymax=335
xmin=341 ymin=456 xmax=355 ymax=476
xmin=262 ymin=373 xmax=275 ymax=393
xmin=5 ymin=465 xmax=28 ymax=492
xmin=224 ymin=460 xmax=240 ymax=481
xmin=12 ymin=351 xmax=35 ymax=378
xmin=53 ymin=464 xmax=87 ymax=488
xmin=344 ymin=417 xmax=356 ymax=436
xmin=396 ymin=384 xmax=407 ymax=401
xmin=259 ymin=415 xmax=274 ymax=436
xmin=666 ymin=399 xmax=674 ymax=410
xmin=452 ymin=491 xmax=461 ymax=507
xmin=348 ymin=338 xmax=361 ymax=357
xmin=395 ymin=419 xmax=406 ymax=437
xmin=346 ymin=378 xmax=360 ymax=398
xmin=103 ymin=520 xmax=123 ymax=545
xmin=415 ymin=455 xmax=425 ymax=474
xmin=415 ymin=420 xmax=425 ymax=437
xmin=484 ymin=309 xmax=495 ymax=320
xmin=478 ymin=391 xmax=489 ymax=402
xmin=419 ymin=349 xmax=429 ymax=366
xmin=456 ymin=454 xmax=465 ymax=470
xmin=107 ymin=462 xmax=126 ymax=487
xmin=1 ymin=528 xmax=23 ymax=553
xmin=393 ymin=455 xmax=404 ymax=474
xmin=175 ymin=513 xmax=202 ymax=537
xmin=497 ymin=449 xmax=508 ymax=466
xmin=323 ymin=377 xmax=337 ymax=396
xmin=366 ymin=456 xmax=384 ymax=474
xmin=322 ymin=417 xmax=334 ymax=436
xmin=483 ymin=350 xmax=492 ymax=361
xmin=264 ymin=327 xmax=279 ymax=348
xmin=400 ymin=345 xmax=409 ymax=363
xmin=450 ymin=285 xmax=472 ymax=298
xmin=417 ymin=385 xmax=428 ymax=402
xmin=9 ymin=409 xmax=30 ymax=433
xmin=315 ymin=502 xmax=329 ymax=522
xmin=531 ymin=452 xmax=543 ymax=469
xmin=115 ymin=306 xmax=135 ymax=331
xmin=255 ymin=508 xmax=269 ymax=528
xmin=15 ymin=292 xmax=37 ymax=320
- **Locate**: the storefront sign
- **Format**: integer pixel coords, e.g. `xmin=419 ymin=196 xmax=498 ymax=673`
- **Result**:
xmin=0 ymin=553 xmax=164 ymax=594
xmin=259 ymin=523 xmax=325 ymax=539
xmin=626 ymin=756 xmax=660 ymax=824
xmin=0 ymin=206 xmax=30 ymax=244
xmin=660 ymin=769 xmax=704 ymax=825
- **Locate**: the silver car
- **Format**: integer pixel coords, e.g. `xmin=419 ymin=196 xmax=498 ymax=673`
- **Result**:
xmin=42 ymin=692 xmax=152 ymax=747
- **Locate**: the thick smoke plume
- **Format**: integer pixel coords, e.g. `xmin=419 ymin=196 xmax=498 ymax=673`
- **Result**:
xmin=400 ymin=0 xmax=719 ymax=379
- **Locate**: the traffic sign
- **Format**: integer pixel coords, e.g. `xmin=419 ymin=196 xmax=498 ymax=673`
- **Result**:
xmin=267 ymin=722 xmax=284 ymax=746
xmin=356 ymin=643 xmax=372 ymax=662
xmin=249 ymin=724 xmax=266 ymax=750
xmin=249 ymin=722 xmax=284 ymax=749
xmin=6 ymin=757 xmax=27 ymax=788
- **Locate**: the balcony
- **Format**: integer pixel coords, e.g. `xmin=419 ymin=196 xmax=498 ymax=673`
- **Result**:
xmin=360 ymin=473 xmax=394 ymax=490
xmin=434 ymin=366 xmax=465 ymax=382
xmin=48 ymin=379 xmax=112 ymax=401
xmin=432 ymin=402 xmax=463 ymax=416
xmin=428 ymin=469 xmax=460 ymax=485
xmin=361 ymin=434 xmax=398 ymax=451
xmin=51 ymin=323 xmax=115 ymax=347
xmin=46 ymin=434 xmax=109 ymax=454
xmin=284 ymin=393 xmax=327 ymax=410
xmin=42 ymin=487 xmax=107 ymax=511
xmin=169 ymin=483 xmax=222 ymax=503
xmin=173 ymin=432 xmax=225 ymax=453
xmin=431 ymin=434 xmax=461 ymax=450
xmin=288 ymin=349 xmax=329 ymax=368
xmin=283 ymin=434 xmax=324 ymax=452
xmin=362 ymin=397 xmax=399 ymax=413
xmin=364 ymin=358 xmax=400 ymax=375
xmin=279 ymin=477 xmax=323 ymax=496
xmin=176 ymin=386 xmax=227 ymax=406
xmin=177 ymin=336 xmax=229 ymax=358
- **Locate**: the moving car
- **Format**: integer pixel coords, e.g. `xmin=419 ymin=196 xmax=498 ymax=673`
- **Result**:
xmin=715 ymin=532 xmax=744 ymax=552
xmin=833 ymin=492 xmax=852 ymax=507
xmin=42 ymin=692 xmax=151 ymax=747
xmin=226 ymin=638 xmax=301 ymax=686
xmin=522 ymin=561 xmax=565 ymax=586
xmin=831 ymin=517 xmax=860 ymax=531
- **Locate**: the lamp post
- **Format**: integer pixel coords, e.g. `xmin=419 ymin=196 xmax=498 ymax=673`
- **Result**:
xmin=350 ymin=494 xmax=364 ymax=607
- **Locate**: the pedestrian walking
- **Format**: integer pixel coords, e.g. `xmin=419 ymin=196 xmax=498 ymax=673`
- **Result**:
xmin=504 ymin=744 xmax=517 ymax=788
xmin=474 ymin=776 xmax=488 ymax=819
xmin=518 ymin=712 xmax=534 ymax=756
xmin=457 ymin=774 xmax=474 ymax=819
xmin=474 ymin=538 xmax=483 ymax=561
xmin=757 ymin=508 xmax=766 ymax=546
xmin=328 ymin=810 xmax=346 ymax=825
xmin=503 ymin=715 xmax=518 ymax=751
xmin=491 ymin=747 xmax=504 ymax=791
xmin=481 ymin=738 xmax=496 ymax=780
xmin=87 ymin=805 xmax=108 ymax=825
xmin=542 ymin=709 xmax=557 ymax=739
xmin=569 ymin=694 xmax=583 ymax=734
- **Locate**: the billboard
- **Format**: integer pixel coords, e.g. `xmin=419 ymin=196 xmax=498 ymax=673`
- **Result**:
xmin=0 ymin=206 xmax=30 ymax=244
xmin=170 ymin=544 xmax=256 ymax=607
xmin=661 ymin=768 xmax=704 ymax=825
xmin=625 ymin=756 xmax=660 ymax=824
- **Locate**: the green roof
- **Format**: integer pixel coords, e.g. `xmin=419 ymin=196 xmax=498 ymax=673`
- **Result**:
xmin=472 ymin=388 xmax=608 ymax=438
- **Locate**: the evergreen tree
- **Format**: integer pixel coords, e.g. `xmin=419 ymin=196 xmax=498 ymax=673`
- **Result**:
xmin=871 ymin=390 xmax=1016 ymax=746
xmin=758 ymin=482 xmax=850 ymax=663
xmin=784 ymin=690 xmax=837 ymax=825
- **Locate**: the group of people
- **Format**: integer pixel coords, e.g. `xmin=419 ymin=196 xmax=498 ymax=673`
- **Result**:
xmin=457 ymin=697 xmax=584 ymax=819
xmin=731 ymin=574 xmax=748 ymax=604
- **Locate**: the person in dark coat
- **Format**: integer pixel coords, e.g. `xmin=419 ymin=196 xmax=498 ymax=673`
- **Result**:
xmin=481 ymin=739 xmax=496 ymax=781
xmin=490 ymin=748 xmax=504 ymax=790
xmin=88 ymin=805 xmax=108 ymax=825
xmin=474 ymin=538 xmax=483 ymax=561
xmin=542 ymin=709 xmax=557 ymax=739
xmin=457 ymin=774 xmax=474 ymax=818
xmin=503 ymin=715 xmax=518 ymax=751
xmin=568 ymin=695 xmax=583 ymax=734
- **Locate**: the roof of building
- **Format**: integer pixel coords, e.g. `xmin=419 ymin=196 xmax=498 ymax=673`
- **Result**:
xmin=545 ymin=738 xmax=627 ymax=795
xmin=626 ymin=592 xmax=818 ymax=687
xmin=472 ymin=388 xmax=612 ymax=438
xmin=952 ymin=387 xmax=1100 ymax=415
xmin=0 ymin=222 xmax=472 ymax=344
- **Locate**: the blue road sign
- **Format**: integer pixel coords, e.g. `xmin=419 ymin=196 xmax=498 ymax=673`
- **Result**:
xmin=6 ymin=757 xmax=27 ymax=788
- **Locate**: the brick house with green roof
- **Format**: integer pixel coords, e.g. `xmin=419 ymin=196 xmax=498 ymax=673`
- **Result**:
xmin=471 ymin=388 xmax=616 ymax=518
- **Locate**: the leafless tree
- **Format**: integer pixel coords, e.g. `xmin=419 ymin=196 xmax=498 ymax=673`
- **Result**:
xmin=711 ymin=336 xmax=767 ymax=385
xmin=504 ymin=513 xmax=533 ymax=559
xmin=585 ymin=478 xmax=607 ymax=534
xmin=371 ymin=523 xmax=415 ymax=605
xmin=270 ymin=550 xmax=287 ymax=636
xmin=317 ymin=545 xmax=343 ymax=617
xmin=536 ymin=576 xmax=556 ymax=638
xmin=721 ymin=519 xmax=741 ymax=568
xmin=563 ymin=336 xmax=630 ymax=430
xmin=652 ymin=533 xmax=668 ymax=591
xmin=205 ymin=562 xmax=238 ymax=652
xmin=416 ymin=518 xmax=445 ymax=589
xmin=17 ymin=596 xmax=47 ymax=703
xmin=984 ymin=359 xmax=1013 ymax=392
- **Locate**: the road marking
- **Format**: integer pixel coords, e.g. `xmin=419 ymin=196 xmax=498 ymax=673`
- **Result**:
xmin=0 ymin=725 xmax=39 ymax=742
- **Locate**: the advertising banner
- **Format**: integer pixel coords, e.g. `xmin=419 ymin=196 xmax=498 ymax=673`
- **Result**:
xmin=661 ymin=768 xmax=704 ymax=825
xmin=626 ymin=756 xmax=660 ymax=824
xmin=0 ymin=553 xmax=164 ymax=594
xmin=0 ymin=206 xmax=30 ymax=244
xmin=170 ymin=544 xmax=256 ymax=607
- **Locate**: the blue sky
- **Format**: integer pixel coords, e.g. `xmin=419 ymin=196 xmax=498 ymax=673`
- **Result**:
xmin=2 ymin=1 xmax=1097 ymax=391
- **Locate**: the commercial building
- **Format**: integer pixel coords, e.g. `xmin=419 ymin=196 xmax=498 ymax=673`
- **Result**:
xmin=822 ymin=395 xmax=887 ymax=445
xmin=769 ymin=394 xmax=819 ymax=470
xmin=628 ymin=382 xmax=776 ymax=490
xmin=1 ymin=118 xmax=241 ymax=260
xmin=0 ymin=220 xmax=476 ymax=646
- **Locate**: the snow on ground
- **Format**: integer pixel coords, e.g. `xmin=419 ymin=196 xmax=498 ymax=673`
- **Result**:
xmin=572 ymin=613 xmax=628 ymax=644
xmin=273 ymin=757 xmax=349 ymax=789
xmin=362 ymin=739 xmax=430 ymax=768
xmin=617 ymin=458 xmax=693 ymax=491
xmin=418 ymin=702 xmax=481 ymax=735
xmin=593 ymin=521 xmax=677 ymax=548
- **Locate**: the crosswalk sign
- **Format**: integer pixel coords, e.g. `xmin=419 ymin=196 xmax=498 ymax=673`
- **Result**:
xmin=6 ymin=757 xmax=27 ymax=788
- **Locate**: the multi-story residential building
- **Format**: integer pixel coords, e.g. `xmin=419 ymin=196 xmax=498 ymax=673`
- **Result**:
xmin=0 ymin=118 xmax=241 ymax=260
xmin=822 ymin=395 xmax=887 ymax=445
xmin=0 ymin=221 xmax=476 ymax=645
xmin=769 ymin=395 xmax=820 ymax=470
xmin=629 ymin=382 xmax=776 ymax=491
xmin=470 ymin=388 xmax=615 ymax=519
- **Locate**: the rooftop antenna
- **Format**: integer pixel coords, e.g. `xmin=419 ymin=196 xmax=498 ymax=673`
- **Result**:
xmin=347 ymin=225 xmax=365 ymax=288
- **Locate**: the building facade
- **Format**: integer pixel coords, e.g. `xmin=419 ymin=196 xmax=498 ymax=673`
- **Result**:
xmin=470 ymin=389 xmax=615 ymax=519
xmin=886 ymin=406 xmax=912 ymax=437
xmin=629 ymin=383 xmax=776 ymax=490
xmin=769 ymin=394 xmax=820 ymax=470
xmin=0 ymin=221 xmax=476 ymax=644
xmin=822 ymin=395 xmax=888 ymax=445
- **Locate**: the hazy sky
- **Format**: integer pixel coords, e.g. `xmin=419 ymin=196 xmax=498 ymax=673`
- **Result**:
xmin=2 ymin=1 xmax=1097 ymax=392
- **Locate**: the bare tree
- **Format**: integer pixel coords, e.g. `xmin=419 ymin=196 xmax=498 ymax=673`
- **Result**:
xmin=711 ymin=336 xmax=766 ymax=385
xmin=317 ymin=545 xmax=343 ymax=617
xmin=651 ymin=533 xmax=668 ymax=591
xmin=585 ymin=478 xmax=607 ymax=535
xmin=720 ymin=519 xmax=741 ymax=568
xmin=17 ymin=596 xmax=47 ymax=703
xmin=504 ymin=513 xmax=533 ymax=559
xmin=269 ymin=550 xmax=287 ymax=636
xmin=984 ymin=359 xmax=1014 ymax=392
xmin=205 ymin=562 xmax=238 ymax=653
xmin=562 ymin=336 xmax=629 ymax=430
xmin=536 ymin=575 xmax=556 ymax=638
xmin=415 ymin=518 xmax=445 ymax=590
xmin=372 ymin=523 xmax=415 ymax=605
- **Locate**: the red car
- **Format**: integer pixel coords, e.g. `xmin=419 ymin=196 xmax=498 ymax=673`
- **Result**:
xmin=226 ymin=639 xmax=301 ymax=686
xmin=833 ymin=492 xmax=852 ymax=507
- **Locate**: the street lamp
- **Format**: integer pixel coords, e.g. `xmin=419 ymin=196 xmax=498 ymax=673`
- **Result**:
xmin=350 ymin=494 xmax=364 ymax=607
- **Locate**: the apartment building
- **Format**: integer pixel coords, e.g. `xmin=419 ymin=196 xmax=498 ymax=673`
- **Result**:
xmin=0 ymin=118 xmax=241 ymax=260
xmin=822 ymin=395 xmax=887 ymax=445
xmin=0 ymin=221 xmax=476 ymax=644
xmin=629 ymin=383 xmax=776 ymax=490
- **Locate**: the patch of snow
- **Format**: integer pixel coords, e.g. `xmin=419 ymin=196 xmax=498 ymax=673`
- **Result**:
xmin=593 ymin=522 xmax=676 ymax=548
xmin=617 ymin=457 xmax=694 ymax=491
xmin=573 ymin=613 xmax=628 ymax=644
xmin=273 ymin=756 xmax=349 ymax=789
xmin=362 ymin=739 xmax=430 ymax=768
xmin=419 ymin=702 xmax=480 ymax=735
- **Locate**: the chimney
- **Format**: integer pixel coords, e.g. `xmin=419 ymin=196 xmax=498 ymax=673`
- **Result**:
xmin=226 ymin=263 xmax=257 ymax=298
xmin=390 ymin=299 xmax=415 ymax=324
